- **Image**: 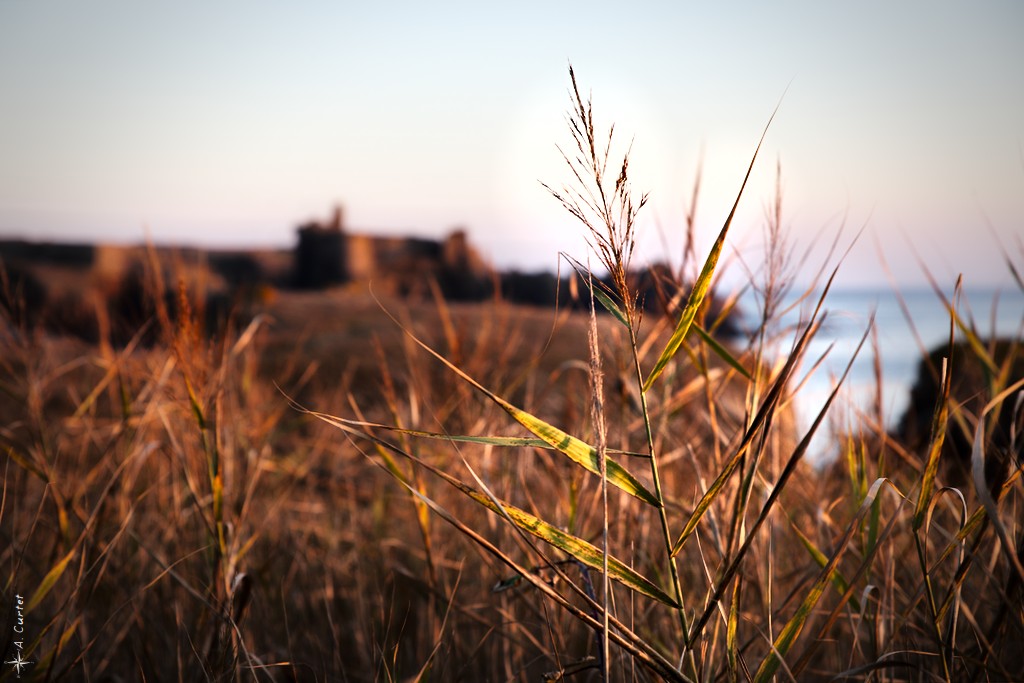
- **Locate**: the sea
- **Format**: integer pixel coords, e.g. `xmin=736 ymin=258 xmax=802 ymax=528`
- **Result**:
xmin=735 ymin=285 xmax=1024 ymax=466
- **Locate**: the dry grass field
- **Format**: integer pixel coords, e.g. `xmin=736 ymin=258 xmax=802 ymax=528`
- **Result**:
xmin=2 ymin=70 xmax=1022 ymax=682
xmin=0 ymin=282 xmax=769 ymax=680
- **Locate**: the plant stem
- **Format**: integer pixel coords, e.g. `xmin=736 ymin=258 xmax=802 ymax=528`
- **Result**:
xmin=628 ymin=320 xmax=699 ymax=681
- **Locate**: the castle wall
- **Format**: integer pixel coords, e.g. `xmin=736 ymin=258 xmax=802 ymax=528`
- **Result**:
xmin=345 ymin=234 xmax=377 ymax=282
xmin=92 ymin=244 xmax=135 ymax=290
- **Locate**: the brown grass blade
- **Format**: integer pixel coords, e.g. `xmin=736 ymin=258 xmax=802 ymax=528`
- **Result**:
xmin=753 ymin=478 xmax=898 ymax=683
xmin=971 ymin=414 xmax=1024 ymax=583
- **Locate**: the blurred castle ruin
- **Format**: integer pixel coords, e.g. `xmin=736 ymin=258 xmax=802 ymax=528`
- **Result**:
xmin=0 ymin=205 xmax=495 ymax=341
xmin=0 ymin=206 xmax=493 ymax=297
xmin=293 ymin=205 xmax=492 ymax=296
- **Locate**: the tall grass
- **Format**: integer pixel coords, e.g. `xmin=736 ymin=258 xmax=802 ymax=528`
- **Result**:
xmin=305 ymin=68 xmax=1024 ymax=681
xmin=2 ymin=68 xmax=1022 ymax=681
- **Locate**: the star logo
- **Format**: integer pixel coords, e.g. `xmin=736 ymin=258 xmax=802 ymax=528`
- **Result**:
xmin=5 ymin=651 xmax=32 ymax=676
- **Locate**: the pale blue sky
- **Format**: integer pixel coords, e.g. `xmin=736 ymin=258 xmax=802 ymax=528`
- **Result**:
xmin=1 ymin=1 xmax=1022 ymax=287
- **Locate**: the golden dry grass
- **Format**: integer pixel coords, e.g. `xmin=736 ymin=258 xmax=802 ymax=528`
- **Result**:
xmin=2 ymin=68 xmax=1022 ymax=682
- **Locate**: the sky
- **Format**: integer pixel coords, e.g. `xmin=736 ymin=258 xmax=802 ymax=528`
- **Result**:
xmin=1 ymin=1 xmax=1022 ymax=289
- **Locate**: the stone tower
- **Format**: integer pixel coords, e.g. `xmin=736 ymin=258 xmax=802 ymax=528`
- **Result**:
xmin=294 ymin=205 xmax=347 ymax=288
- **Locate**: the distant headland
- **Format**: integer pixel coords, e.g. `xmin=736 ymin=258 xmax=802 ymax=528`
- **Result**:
xmin=0 ymin=204 xmax=738 ymax=342
xmin=0 ymin=205 xmax=491 ymax=298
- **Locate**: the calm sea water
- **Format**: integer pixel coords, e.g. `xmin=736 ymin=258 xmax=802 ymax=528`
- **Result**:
xmin=737 ymin=286 xmax=1024 ymax=464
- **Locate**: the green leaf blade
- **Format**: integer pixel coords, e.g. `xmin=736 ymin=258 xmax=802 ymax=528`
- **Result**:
xmin=453 ymin=478 xmax=679 ymax=608
xmin=643 ymin=108 xmax=776 ymax=393
xmin=497 ymin=399 xmax=660 ymax=507
xmin=307 ymin=410 xmax=657 ymax=504
xmin=27 ymin=549 xmax=75 ymax=612
xmin=693 ymin=323 xmax=751 ymax=380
